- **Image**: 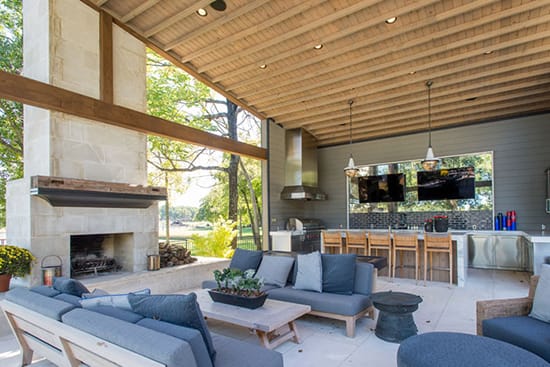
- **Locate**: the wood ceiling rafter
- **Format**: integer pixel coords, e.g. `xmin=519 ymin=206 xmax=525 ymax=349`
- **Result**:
xmin=197 ymin=0 xmax=382 ymax=73
xmin=86 ymin=0 xmax=550 ymax=147
xmin=293 ymin=63 xmax=550 ymax=131
xmin=164 ymin=0 xmax=271 ymax=51
xmin=267 ymin=40 xmax=550 ymax=117
xmin=216 ymin=0 xmax=443 ymax=85
xmin=237 ymin=1 xmax=547 ymax=101
xmin=313 ymin=80 xmax=550 ymax=141
xmin=180 ymin=0 xmax=323 ymax=63
xmin=120 ymin=0 xmax=160 ymax=23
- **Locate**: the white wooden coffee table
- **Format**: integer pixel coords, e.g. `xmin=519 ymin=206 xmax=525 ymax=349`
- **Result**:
xmin=196 ymin=289 xmax=311 ymax=349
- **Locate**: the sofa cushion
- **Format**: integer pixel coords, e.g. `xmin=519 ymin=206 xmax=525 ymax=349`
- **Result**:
xmin=84 ymin=305 xmax=144 ymax=323
xmin=229 ymin=248 xmax=263 ymax=272
xmin=255 ymin=255 xmax=295 ymax=288
xmin=54 ymin=293 xmax=84 ymax=306
xmin=293 ymin=251 xmax=322 ymax=292
xmin=79 ymin=288 xmax=151 ymax=311
xmin=62 ymin=308 xmax=198 ymax=367
xmin=30 ymin=285 xmax=61 ymax=297
xmin=212 ymin=332 xmax=283 ymax=367
xmin=353 ymin=262 xmax=375 ymax=296
xmin=321 ymin=254 xmax=356 ymax=295
xmin=52 ymin=277 xmax=89 ymax=297
xmin=82 ymin=288 xmax=110 ymax=298
xmin=6 ymin=287 xmax=76 ymax=321
xmin=482 ymin=315 xmax=550 ymax=362
xmin=267 ymin=286 xmax=371 ymax=316
xmin=530 ymin=264 xmax=550 ymax=323
xmin=128 ymin=293 xmax=216 ymax=363
xmin=138 ymin=318 xmax=213 ymax=367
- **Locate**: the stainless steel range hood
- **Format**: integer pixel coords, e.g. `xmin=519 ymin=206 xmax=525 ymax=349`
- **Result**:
xmin=280 ymin=128 xmax=327 ymax=200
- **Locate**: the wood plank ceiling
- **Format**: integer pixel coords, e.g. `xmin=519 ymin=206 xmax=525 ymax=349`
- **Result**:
xmin=85 ymin=0 xmax=550 ymax=147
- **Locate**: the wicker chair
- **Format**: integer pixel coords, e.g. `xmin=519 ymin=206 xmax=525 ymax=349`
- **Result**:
xmin=476 ymin=275 xmax=539 ymax=336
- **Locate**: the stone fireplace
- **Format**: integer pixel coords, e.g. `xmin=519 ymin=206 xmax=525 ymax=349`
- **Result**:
xmin=6 ymin=1 xmax=161 ymax=286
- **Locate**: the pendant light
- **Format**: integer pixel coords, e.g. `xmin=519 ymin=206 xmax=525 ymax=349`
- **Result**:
xmin=344 ymin=100 xmax=359 ymax=177
xmin=421 ymin=80 xmax=440 ymax=171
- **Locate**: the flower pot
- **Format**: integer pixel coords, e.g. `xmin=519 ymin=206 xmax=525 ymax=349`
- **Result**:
xmin=434 ymin=217 xmax=449 ymax=232
xmin=208 ymin=290 xmax=268 ymax=309
xmin=0 ymin=274 xmax=12 ymax=292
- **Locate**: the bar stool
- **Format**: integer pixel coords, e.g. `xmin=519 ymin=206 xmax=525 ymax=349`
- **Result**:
xmin=322 ymin=230 xmax=343 ymax=254
xmin=345 ymin=230 xmax=368 ymax=255
xmin=368 ymin=231 xmax=392 ymax=278
xmin=423 ymin=232 xmax=453 ymax=285
xmin=392 ymin=232 xmax=420 ymax=281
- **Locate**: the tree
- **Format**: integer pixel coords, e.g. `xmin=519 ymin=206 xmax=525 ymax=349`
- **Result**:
xmin=0 ymin=0 xmax=23 ymax=227
xmin=146 ymin=50 xmax=263 ymax=248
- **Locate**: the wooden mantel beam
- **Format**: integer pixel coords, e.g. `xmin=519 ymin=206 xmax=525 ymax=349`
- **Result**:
xmin=0 ymin=71 xmax=267 ymax=160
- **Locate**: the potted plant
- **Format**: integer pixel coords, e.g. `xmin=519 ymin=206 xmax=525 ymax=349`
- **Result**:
xmin=209 ymin=268 xmax=267 ymax=309
xmin=0 ymin=245 xmax=36 ymax=292
xmin=434 ymin=215 xmax=449 ymax=232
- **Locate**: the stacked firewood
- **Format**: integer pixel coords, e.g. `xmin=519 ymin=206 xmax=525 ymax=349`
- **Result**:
xmin=158 ymin=241 xmax=197 ymax=268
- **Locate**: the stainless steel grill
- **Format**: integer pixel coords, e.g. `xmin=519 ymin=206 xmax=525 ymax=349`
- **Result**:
xmin=287 ymin=218 xmax=325 ymax=253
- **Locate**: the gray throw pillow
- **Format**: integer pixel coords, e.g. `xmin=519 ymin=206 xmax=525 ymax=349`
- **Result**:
xmin=529 ymin=264 xmax=550 ymax=322
xmin=128 ymin=293 xmax=216 ymax=363
xmin=52 ymin=277 xmax=89 ymax=297
xmin=254 ymin=255 xmax=295 ymax=287
xmin=229 ymin=248 xmax=263 ymax=272
xmin=80 ymin=288 xmax=151 ymax=310
xmin=321 ymin=254 xmax=357 ymax=295
xmin=293 ymin=251 xmax=323 ymax=292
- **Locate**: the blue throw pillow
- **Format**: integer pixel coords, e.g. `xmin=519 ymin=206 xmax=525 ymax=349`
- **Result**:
xmin=128 ymin=293 xmax=216 ymax=363
xmin=293 ymin=251 xmax=323 ymax=292
xmin=254 ymin=255 xmax=295 ymax=287
xmin=321 ymin=254 xmax=357 ymax=295
xmin=80 ymin=288 xmax=151 ymax=310
xmin=52 ymin=277 xmax=89 ymax=297
xmin=229 ymin=248 xmax=263 ymax=272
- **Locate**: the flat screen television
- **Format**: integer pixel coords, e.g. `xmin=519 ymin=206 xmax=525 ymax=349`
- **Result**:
xmin=417 ymin=167 xmax=475 ymax=201
xmin=358 ymin=173 xmax=406 ymax=203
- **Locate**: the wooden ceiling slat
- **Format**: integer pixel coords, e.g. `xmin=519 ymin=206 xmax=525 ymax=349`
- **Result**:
xmin=237 ymin=1 xmax=547 ymax=100
xmin=313 ymin=80 xmax=550 ymax=139
xmin=83 ymin=0 xmax=550 ymax=146
xmin=120 ymin=0 xmax=160 ymax=23
xmin=144 ymin=0 xmax=212 ymax=38
xmin=180 ymin=0 xmax=323 ymax=63
xmin=290 ymin=63 xmax=550 ymax=130
xmin=197 ymin=0 xmax=382 ymax=73
xmin=215 ymin=0 xmax=444 ymax=84
xmin=267 ymin=39 xmax=550 ymax=116
xmin=164 ymin=0 xmax=271 ymax=51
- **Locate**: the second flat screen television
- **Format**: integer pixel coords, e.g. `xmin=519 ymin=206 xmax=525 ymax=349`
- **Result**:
xmin=358 ymin=173 xmax=405 ymax=203
xmin=417 ymin=167 xmax=475 ymax=201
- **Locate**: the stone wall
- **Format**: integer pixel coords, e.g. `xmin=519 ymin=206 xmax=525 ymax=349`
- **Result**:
xmin=7 ymin=0 xmax=157 ymax=286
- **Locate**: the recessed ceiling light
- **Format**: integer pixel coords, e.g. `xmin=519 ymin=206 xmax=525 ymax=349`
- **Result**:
xmin=196 ymin=8 xmax=207 ymax=16
xmin=465 ymin=97 xmax=477 ymax=101
xmin=484 ymin=50 xmax=493 ymax=55
xmin=259 ymin=64 xmax=267 ymax=69
xmin=385 ymin=17 xmax=397 ymax=24
xmin=314 ymin=44 xmax=323 ymax=50
xmin=409 ymin=71 xmax=416 ymax=75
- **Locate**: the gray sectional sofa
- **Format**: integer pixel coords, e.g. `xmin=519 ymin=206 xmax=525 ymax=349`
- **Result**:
xmin=1 ymin=278 xmax=283 ymax=367
xmin=203 ymin=249 xmax=378 ymax=337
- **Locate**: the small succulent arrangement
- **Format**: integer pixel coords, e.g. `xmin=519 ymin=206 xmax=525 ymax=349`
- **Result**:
xmin=0 ymin=245 xmax=36 ymax=278
xmin=213 ymin=268 xmax=264 ymax=297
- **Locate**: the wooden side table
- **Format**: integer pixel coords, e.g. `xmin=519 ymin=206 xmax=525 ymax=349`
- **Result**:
xmin=371 ymin=291 xmax=423 ymax=343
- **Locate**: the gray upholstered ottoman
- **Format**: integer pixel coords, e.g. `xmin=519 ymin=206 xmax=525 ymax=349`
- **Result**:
xmin=397 ymin=332 xmax=549 ymax=367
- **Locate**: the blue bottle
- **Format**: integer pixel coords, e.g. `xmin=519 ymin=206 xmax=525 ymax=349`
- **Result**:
xmin=494 ymin=216 xmax=501 ymax=230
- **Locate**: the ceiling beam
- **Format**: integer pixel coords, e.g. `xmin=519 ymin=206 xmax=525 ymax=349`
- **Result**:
xmin=120 ymin=0 xmax=161 ymax=23
xmin=0 ymin=71 xmax=267 ymax=161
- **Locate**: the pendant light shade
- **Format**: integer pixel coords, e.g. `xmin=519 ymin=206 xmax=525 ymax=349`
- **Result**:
xmin=344 ymin=100 xmax=359 ymax=177
xmin=421 ymin=80 xmax=440 ymax=171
